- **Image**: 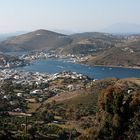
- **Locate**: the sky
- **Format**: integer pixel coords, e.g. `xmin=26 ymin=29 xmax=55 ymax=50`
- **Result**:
xmin=0 ymin=0 xmax=140 ymax=33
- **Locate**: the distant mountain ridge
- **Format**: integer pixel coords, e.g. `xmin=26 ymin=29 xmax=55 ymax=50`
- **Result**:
xmin=0 ymin=31 xmax=27 ymax=42
xmin=102 ymin=23 xmax=140 ymax=34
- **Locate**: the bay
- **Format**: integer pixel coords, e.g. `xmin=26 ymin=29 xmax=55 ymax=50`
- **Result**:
xmin=16 ymin=59 xmax=140 ymax=79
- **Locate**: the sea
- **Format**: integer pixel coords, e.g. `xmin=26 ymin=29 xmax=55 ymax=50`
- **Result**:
xmin=16 ymin=59 xmax=140 ymax=79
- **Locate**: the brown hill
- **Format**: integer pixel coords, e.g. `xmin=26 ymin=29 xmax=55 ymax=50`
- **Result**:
xmin=0 ymin=29 xmax=72 ymax=52
xmin=84 ymin=43 xmax=140 ymax=68
xmin=0 ymin=31 xmax=123 ymax=54
xmin=61 ymin=32 xmax=122 ymax=55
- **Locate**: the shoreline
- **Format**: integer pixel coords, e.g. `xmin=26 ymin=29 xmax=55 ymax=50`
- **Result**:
xmin=23 ymin=57 xmax=140 ymax=70
xmin=88 ymin=64 xmax=140 ymax=70
xmin=32 ymin=58 xmax=140 ymax=70
xmin=76 ymin=61 xmax=140 ymax=70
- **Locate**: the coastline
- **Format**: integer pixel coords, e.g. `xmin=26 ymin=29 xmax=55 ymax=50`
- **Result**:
xmin=76 ymin=61 xmax=140 ymax=70
xmin=88 ymin=64 xmax=140 ymax=70
xmin=21 ymin=57 xmax=140 ymax=70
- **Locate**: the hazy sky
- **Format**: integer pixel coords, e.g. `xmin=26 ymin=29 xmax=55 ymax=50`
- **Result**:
xmin=0 ymin=0 xmax=140 ymax=33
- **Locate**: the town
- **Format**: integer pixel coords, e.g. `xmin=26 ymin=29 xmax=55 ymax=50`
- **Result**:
xmin=0 ymin=69 xmax=95 ymax=139
xmin=0 ymin=69 xmax=92 ymax=107
xmin=21 ymin=50 xmax=88 ymax=63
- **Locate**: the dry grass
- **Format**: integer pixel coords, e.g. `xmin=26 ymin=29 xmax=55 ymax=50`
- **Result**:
xmin=122 ymin=78 xmax=140 ymax=86
xmin=46 ymin=90 xmax=83 ymax=104
xmin=27 ymin=102 xmax=41 ymax=113
xmin=48 ymin=120 xmax=91 ymax=134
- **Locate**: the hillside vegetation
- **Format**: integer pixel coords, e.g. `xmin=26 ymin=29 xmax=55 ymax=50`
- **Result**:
xmin=37 ymin=78 xmax=140 ymax=140
xmin=78 ymin=78 xmax=140 ymax=140
xmin=84 ymin=45 xmax=140 ymax=68
xmin=0 ymin=73 xmax=139 ymax=139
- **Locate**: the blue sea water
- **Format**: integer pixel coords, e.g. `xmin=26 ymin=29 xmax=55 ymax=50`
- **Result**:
xmin=16 ymin=59 xmax=140 ymax=79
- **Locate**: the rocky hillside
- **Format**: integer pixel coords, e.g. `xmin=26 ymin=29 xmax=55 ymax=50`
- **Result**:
xmin=85 ymin=46 xmax=140 ymax=68
xmin=0 ymin=30 xmax=123 ymax=54
xmin=60 ymin=32 xmax=123 ymax=55
xmin=0 ymin=29 xmax=72 ymax=52
xmin=83 ymin=37 xmax=140 ymax=68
